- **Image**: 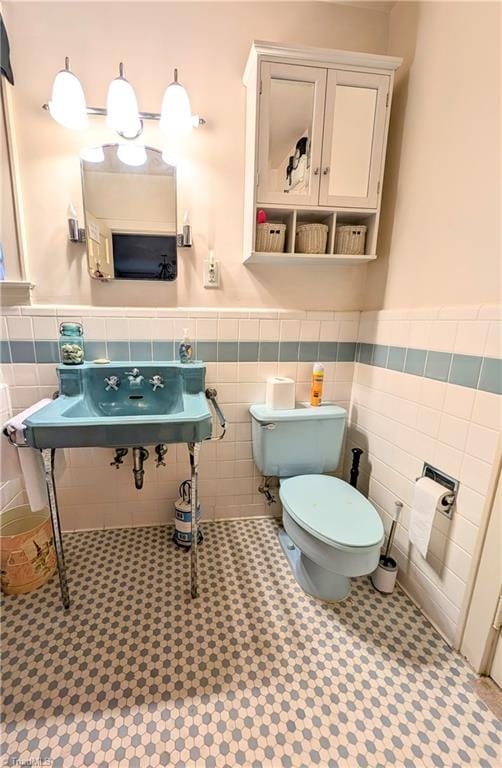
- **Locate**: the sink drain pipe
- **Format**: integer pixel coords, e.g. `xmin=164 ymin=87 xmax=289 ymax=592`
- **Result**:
xmin=132 ymin=447 xmax=149 ymax=489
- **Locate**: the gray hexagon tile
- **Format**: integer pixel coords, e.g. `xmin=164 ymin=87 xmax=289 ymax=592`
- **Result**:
xmin=1 ymin=518 xmax=501 ymax=767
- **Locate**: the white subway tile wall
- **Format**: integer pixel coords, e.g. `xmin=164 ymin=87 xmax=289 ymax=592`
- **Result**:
xmin=0 ymin=307 xmax=354 ymax=536
xmin=347 ymin=307 xmax=501 ymax=644
xmin=1 ymin=303 xmax=501 ymax=647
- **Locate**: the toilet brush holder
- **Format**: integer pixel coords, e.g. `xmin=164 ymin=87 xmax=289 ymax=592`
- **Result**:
xmin=371 ymin=556 xmax=398 ymax=594
xmin=370 ymin=500 xmax=402 ymax=594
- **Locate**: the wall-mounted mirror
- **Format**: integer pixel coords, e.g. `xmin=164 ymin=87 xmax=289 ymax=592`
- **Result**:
xmin=257 ymin=63 xmax=327 ymax=207
xmin=269 ymin=78 xmax=314 ymax=196
xmin=81 ymin=144 xmax=177 ymax=281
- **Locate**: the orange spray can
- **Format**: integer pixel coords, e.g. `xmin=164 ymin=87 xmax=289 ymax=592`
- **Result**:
xmin=310 ymin=363 xmax=324 ymax=407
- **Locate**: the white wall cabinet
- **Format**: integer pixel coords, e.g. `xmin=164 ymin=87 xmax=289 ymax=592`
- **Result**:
xmin=243 ymin=42 xmax=401 ymax=264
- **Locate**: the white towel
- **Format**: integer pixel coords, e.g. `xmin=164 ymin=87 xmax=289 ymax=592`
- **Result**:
xmin=3 ymin=399 xmax=65 ymax=512
xmin=1 ymin=419 xmax=22 ymax=481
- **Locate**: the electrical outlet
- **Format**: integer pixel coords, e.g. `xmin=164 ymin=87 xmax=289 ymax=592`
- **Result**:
xmin=203 ymin=253 xmax=220 ymax=288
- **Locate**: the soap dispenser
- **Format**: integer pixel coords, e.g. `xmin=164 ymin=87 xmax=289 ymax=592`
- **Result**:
xmin=179 ymin=328 xmax=193 ymax=364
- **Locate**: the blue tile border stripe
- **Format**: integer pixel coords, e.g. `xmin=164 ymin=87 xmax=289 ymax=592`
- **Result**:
xmin=356 ymin=342 xmax=499 ymax=394
xmin=4 ymin=338 xmax=358 ymax=365
xmin=4 ymin=339 xmax=501 ymax=395
xmin=6 ymin=338 xmax=354 ymax=365
xmin=479 ymin=357 xmax=502 ymax=395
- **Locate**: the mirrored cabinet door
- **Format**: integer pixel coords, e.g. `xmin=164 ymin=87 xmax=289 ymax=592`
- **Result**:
xmin=320 ymin=71 xmax=389 ymax=209
xmin=257 ymin=63 xmax=327 ymax=206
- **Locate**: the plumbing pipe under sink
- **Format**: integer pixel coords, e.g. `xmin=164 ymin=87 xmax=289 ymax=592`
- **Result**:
xmin=132 ymin=447 xmax=149 ymax=489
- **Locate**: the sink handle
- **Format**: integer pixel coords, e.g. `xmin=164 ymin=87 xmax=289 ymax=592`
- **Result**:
xmin=105 ymin=375 xmax=120 ymax=391
xmin=149 ymin=375 xmax=165 ymax=392
xmin=205 ymin=387 xmax=226 ymax=441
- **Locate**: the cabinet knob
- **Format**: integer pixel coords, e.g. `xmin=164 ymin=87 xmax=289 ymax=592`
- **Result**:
xmin=313 ymin=167 xmax=320 ymax=176
xmin=322 ymin=167 xmax=330 ymax=175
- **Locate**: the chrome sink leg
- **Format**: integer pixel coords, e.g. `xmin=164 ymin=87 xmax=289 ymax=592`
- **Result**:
xmin=188 ymin=441 xmax=201 ymax=599
xmin=41 ymin=448 xmax=70 ymax=609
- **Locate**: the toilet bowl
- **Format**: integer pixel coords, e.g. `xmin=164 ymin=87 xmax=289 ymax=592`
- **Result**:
xmin=279 ymin=474 xmax=384 ymax=602
xmin=249 ymin=403 xmax=384 ymax=602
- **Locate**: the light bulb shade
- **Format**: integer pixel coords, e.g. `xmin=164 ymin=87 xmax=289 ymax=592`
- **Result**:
xmin=80 ymin=146 xmax=105 ymax=163
xmin=160 ymin=81 xmax=193 ymax=138
xmin=48 ymin=69 xmax=88 ymax=130
xmin=117 ymin=143 xmax=146 ymax=167
xmin=107 ymin=76 xmax=141 ymax=138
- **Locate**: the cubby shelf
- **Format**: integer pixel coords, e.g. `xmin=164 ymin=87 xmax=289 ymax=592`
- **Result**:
xmin=247 ymin=204 xmax=379 ymax=264
xmin=245 ymin=251 xmax=377 ymax=265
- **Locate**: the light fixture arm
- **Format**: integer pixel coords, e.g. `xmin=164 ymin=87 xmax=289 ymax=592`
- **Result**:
xmin=42 ymin=102 xmax=205 ymax=127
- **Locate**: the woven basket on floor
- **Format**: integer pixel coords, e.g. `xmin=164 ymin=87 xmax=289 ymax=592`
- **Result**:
xmin=256 ymin=222 xmax=287 ymax=253
xmin=295 ymin=223 xmax=328 ymax=254
xmin=335 ymin=225 xmax=367 ymax=255
xmin=0 ymin=505 xmax=56 ymax=595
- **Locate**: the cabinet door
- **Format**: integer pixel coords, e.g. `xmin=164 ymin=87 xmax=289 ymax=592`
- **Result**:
xmin=257 ymin=62 xmax=327 ymax=206
xmin=319 ymin=70 xmax=390 ymax=209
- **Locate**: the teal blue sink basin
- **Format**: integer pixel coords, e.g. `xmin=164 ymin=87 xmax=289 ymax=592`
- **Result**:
xmin=24 ymin=362 xmax=213 ymax=448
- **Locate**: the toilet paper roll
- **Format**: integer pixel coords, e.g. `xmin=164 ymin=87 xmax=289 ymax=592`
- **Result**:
xmin=409 ymin=477 xmax=451 ymax=558
xmin=265 ymin=377 xmax=295 ymax=410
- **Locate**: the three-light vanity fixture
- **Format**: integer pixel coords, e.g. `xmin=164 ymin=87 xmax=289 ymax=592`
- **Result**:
xmin=44 ymin=57 xmax=205 ymax=140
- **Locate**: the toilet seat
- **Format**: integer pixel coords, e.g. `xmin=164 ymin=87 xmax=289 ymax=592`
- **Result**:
xmin=279 ymin=474 xmax=384 ymax=552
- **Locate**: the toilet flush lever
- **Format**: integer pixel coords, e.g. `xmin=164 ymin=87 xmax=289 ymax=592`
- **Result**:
xmin=261 ymin=422 xmax=276 ymax=430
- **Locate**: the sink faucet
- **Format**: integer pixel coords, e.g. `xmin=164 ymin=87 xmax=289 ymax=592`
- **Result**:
xmin=104 ymin=375 xmax=120 ymax=392
xmin=125 ymin=368 xmax=144 ymax=385
xmin=149 ymin=375 xmax=164 ymax=392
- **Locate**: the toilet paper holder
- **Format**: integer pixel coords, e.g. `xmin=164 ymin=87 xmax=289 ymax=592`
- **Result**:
xmin=416 ymin=462 xmax=459 ymax=519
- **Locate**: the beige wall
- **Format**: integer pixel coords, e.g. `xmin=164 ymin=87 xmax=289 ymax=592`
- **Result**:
xmin=3 ymin=1 xmax=388 ymax=308
xmin=365 ymin=0 xmax=501 ymax=311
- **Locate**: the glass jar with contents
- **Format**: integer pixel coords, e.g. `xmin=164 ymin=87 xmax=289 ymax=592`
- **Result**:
xmin=59 ymin=322 xmax=85 ymax=365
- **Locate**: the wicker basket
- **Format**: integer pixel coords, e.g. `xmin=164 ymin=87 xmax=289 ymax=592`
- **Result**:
xmin=295 ymin=223 xmax=328 ymax=254
xmin=335 ymin=224 xmax=367 ymax=255
xmin=0 ymin=505 xmax=56 ymax=595
xmin=256 ymin=222 xmax=287 ymax=253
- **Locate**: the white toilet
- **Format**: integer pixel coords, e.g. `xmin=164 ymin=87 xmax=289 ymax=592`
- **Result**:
xmin=250 ymin=402 xmax=384 ymax=602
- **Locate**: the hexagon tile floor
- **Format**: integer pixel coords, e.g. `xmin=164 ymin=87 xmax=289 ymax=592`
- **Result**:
xmin=1 ymin=518 xmax=501 ymax=768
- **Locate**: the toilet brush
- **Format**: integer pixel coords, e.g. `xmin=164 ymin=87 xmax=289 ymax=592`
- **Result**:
xmin=370 ymin=501 xmax=402 ymax=594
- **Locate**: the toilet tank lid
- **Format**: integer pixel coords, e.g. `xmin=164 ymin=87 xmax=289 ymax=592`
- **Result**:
xmin=249 ymin=402 xmax=346 ymax=423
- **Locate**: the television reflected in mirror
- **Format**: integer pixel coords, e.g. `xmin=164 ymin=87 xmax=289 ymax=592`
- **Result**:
xmin=80 ymin=144 xmax=177 ymax=281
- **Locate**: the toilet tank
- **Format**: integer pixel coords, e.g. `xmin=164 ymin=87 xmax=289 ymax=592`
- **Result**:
xmin=249 ymin=403 xmax=347 ymax=477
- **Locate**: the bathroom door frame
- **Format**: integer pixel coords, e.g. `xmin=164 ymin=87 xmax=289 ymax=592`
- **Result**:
xmin=458 ymin=449 xmax=502 ymax=675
